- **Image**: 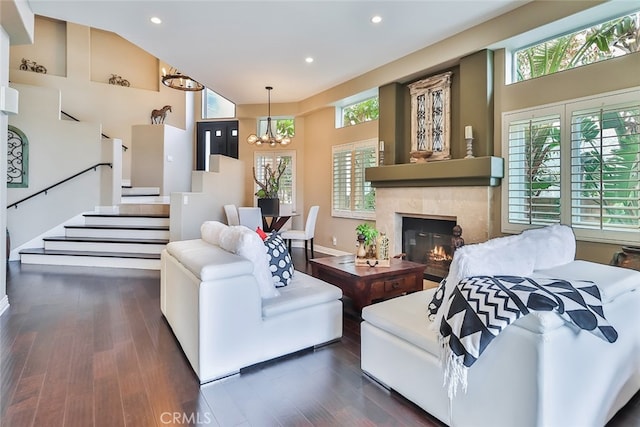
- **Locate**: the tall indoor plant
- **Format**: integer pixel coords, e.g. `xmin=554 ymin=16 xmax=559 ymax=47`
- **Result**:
xmin=252 ymin=158 xmax=289 ymax=216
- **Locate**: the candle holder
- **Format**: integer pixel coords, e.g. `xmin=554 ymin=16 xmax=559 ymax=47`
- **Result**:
xmin=465 ymin=137 xmax=474 ymax=159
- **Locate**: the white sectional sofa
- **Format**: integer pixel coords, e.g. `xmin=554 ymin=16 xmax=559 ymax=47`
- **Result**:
xmin=361 ymin=225 xmax=640 ymax=427
xmin=161 ymin=221 xmax=343 ymax=384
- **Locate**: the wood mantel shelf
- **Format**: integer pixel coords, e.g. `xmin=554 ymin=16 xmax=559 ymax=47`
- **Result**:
xmin=366 ymin=156 xmax=504 ymax=188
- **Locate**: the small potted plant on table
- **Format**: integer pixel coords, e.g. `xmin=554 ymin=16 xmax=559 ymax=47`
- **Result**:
xmin=355 ymin=223 xmax=378 ymax=262
xmin=252 ymin=158 xmax=289 ymax=217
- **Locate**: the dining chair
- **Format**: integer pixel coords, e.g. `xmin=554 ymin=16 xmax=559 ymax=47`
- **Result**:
xmin=238 ymin=207 xmax=263 ymax=231
xmin=280 ymin=205 xmax=319 ymax=261
xmin=277 ymin=203 xmax=293 ymax=231
xmin=223 ymin=204 xmax=240 ymax=226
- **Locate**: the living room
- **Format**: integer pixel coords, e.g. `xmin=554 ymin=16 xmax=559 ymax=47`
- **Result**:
xmin=1 ymin=1 xmax=640 ymax=425
xmin=5 ymin=2 xmax=640 ymax=265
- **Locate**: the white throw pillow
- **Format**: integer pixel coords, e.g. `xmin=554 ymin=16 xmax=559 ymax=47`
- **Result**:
xmin=455 ymin=233 xmax=535 ymax=279
xmin=521 ymin=224 xmax=576 ymax=270
xmin=429 ymin=232 xmax=535 ymax=329
xmin=201 ymin=220 xmax=228 ymax=246
xmin=429 ymin=225 xmax=577 ymax=329
xmin=219 ymin=225 xmax=280 ymax=299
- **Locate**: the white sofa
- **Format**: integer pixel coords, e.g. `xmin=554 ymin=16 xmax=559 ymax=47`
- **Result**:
xmin=161 ymin=221 xmax=343 ymax=384
xmin=361 ymin=225 xmax=640 ymax=427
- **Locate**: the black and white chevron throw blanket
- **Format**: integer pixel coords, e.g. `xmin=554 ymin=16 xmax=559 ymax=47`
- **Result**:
xmin=439 ymin=275 xmax=618 ymax=399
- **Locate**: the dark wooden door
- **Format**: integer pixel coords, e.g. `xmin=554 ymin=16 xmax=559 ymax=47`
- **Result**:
xmin=196 ymin=120 xmax=239 ymax=170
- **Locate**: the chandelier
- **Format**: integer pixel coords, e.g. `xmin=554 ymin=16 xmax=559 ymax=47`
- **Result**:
xmin=161 ymin=67 xmax=204 ymax=91
xmin=247 ymin=86 xmax=291 ymax=146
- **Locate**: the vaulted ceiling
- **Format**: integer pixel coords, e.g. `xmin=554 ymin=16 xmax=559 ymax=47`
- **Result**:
xmin=27 ymin=1 xmax=535 ymax=104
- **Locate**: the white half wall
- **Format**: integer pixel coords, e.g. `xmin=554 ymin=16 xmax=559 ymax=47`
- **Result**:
xmin=170 ymin=155 xmax=245 ymax=241
xmin=131 ymin=124 xmax=192 ymax=196
xmin=100 ymin=138 xmax=122 ymax=207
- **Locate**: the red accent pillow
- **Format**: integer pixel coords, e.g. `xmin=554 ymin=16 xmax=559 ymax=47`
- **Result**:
xmin=256 ymin=226 xmax=268 ymax=241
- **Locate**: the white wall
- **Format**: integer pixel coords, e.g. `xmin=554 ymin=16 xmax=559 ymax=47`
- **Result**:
xmin=0 ymin=28 xmax=10 ymax=316
xmin=170 ymin=155 xmax=245 ymax=241
xmin=7 ymin=83 xmax=116 ymax=249
xmin=9 ymin=17 xmax=193 ymax=182
xmin=100 ymin=138 xmax=122 ymax=207
xmin=131 ymin=124 xmax=192 ymax=195
xmin=1 ymin=0 xmax=36 ymax=316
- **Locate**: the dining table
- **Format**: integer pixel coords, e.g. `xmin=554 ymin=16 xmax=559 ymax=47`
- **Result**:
xmin=262 ymin=213 xmax=299 ymax=232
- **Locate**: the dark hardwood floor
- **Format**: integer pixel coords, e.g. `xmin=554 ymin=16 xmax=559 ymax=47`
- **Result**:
xmin=1 ymin=249 xmax=640 ymax=426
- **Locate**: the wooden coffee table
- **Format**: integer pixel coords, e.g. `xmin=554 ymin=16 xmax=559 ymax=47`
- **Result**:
xmin=310 ymin=255 xmax=426 ymax=312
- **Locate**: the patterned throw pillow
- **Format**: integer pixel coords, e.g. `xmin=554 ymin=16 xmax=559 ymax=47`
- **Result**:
xmin=428 ymin=278 xmax=447 ymax=321
xmin=264 ymin=233 xmax=294 ymax=287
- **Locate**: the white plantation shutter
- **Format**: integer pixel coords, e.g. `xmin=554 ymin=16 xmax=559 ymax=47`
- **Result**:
xmin=332 ymin=139 xmax=377 ymax=218
xmin=505 ymin=113 xmax=562 ymax=227
xmin=254 ymin=151 xmax=295 ymax=206
xmin=570 ymin=104 xmax=640 ymax=233
xmin=332 ymin=146 xmax=351 ymax=213
xmin=503 ymin=88 xmax=640 ymax=245
xmin=353 ymin=144 xmax=377 ymax=211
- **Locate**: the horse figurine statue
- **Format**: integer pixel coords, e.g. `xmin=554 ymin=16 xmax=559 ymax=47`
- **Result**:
xmin=151 ymin=105 xmax=172 ymax=124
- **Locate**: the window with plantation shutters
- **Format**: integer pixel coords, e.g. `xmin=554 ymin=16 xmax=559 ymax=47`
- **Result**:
xmin=570 ymin=103 xmax=640 ymax=234
xmin=332 ymin=139 xmax=377 ymax=219
xmin=502 ymin=87 xmax=640 ymax=245
xmin=253 ymin=151 xmax=295 ymax=206
xmin=505 ymin=112 xmax=562 ymax=227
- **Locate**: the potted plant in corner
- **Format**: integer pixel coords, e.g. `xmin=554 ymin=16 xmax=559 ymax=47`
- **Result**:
xmin=252 ymin=158 xmax=289 ymax=217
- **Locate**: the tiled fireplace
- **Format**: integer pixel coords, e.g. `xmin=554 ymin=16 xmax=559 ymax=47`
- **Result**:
xmin=402 ymin=216 xmax=457 ymax=280
xmin=375 ymin=186 xmax=498 ymax=282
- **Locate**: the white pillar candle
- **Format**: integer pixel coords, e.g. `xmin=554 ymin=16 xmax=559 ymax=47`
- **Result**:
xmin=465 ymin=125 xmax=473 ymax=139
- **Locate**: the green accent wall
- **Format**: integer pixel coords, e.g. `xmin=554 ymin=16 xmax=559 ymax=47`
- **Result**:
xmin=378 ymin=82 xmax=407 ymax=165
xmin=374 ymin=50 xmax=496 ymax=185
xmin=460 ymin=49 xmax=494 ymax=158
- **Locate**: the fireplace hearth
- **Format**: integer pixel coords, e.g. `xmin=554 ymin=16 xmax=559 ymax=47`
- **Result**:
xmin=402 ymin=216 xmax=462 ymax=281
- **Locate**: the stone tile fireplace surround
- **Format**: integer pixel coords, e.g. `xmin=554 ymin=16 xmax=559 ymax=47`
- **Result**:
xmin=375 ymin=186 xmax=498 ymax=260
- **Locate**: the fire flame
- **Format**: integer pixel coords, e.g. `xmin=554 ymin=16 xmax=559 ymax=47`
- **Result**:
xmin=429 ymin=245 xmax=451 ymax=262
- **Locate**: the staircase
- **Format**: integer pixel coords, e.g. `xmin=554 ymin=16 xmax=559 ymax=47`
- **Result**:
xmin=19 ymin=187 xmax=170 ymax=270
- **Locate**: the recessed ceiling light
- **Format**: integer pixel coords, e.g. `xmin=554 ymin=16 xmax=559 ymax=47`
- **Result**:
xmin=371 ymin=15 xmax=382 ymax=24
xmin=305 ymin=57 xmax=314 ymax=64
xmin=150 ymin=16 xmax=162 ymax=24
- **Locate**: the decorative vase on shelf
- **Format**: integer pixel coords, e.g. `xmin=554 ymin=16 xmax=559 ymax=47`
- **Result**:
xmin=410 ymin=150 xmax=433 ymax=163
xmin=611 ymin=246 xmax=640 ymax=271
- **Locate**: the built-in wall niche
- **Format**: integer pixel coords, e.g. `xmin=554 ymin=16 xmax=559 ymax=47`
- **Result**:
xmin=9 ymin=16 xmax=66 ymax=77
xmin=90 ymin=28 xmax=159 ymax=91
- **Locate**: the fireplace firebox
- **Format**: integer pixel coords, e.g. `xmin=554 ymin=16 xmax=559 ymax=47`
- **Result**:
xmin=402 ymin=216 xmax=462 ymax=281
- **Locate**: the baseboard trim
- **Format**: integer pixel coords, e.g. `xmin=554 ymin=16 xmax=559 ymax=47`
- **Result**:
xmin=287 ymin=242 xmax=350 ymax=256
xmin=312 ymin=245 xmax=351 ymax=257
xmin=0 ymin=294 xmax=9 ymax=317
